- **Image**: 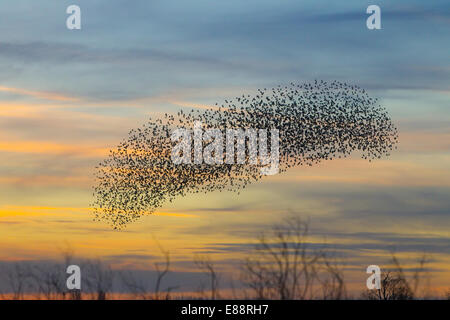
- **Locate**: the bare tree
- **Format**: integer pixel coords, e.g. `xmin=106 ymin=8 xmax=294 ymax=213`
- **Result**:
xmin=3 ymin=263 xmax=33 ymax=300
xmin=84 ymin=260 xmax=114 ymax=300
xmin=363 ymin=253 xmax=429 ymax=300
xmin=363 ymin=271 xmax=413 ymax=300
xmin=120 ymin=240 xmax=174 ymax=300
xmin=119 ymin=270 xmax=150 ymax=300
xmin=154 ymin=243 xmax=171 ymax=300
xmin=29 ymin=263 xmax=66 ymax=300
xmin=317 ymin=253 xmax=347 ymax=300
xmin=195 ymin=255 xmax=219 ymax=300
xmin=241 ymin=215 xmax=346 ymax=300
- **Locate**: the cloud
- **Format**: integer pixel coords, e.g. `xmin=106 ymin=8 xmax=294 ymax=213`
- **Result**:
xmin=0 ymin=86 xmax=78 ymax=102
xmin=205 ymin=234 xmax=450 ymax=255
xmin=0 ymin=205 xmax=91 ymax=218
xmin=0 ymin=41 xmax=237 ymax=68
xmin=0 ymin=140 xmax=107 ymax=156
xmin=104 ymin=254 xmax=156 ymax=261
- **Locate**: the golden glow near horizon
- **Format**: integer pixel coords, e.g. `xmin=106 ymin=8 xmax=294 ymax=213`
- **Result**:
xmin=0 ymin=86 xmax=449 ymax=297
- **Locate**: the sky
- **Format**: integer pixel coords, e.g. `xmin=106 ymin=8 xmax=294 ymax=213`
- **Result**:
xmin=0 ymin=0 xmax=449 ymax=297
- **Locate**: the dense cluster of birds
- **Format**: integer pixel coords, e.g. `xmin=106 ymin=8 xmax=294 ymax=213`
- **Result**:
xmin=92 ymin=81 xmax=398 ymax=229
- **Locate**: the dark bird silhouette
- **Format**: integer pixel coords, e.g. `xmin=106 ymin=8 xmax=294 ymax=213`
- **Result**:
xmin=92 ymin=81 xmax=398 ymax=229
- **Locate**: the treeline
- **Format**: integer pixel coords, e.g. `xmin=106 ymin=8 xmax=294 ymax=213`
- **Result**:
xmin=0 ymin=216 xmax=448 ymax=300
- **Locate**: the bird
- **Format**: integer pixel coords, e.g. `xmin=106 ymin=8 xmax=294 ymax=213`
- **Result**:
xmin=91 ymin=81 xmax=398 ymax=229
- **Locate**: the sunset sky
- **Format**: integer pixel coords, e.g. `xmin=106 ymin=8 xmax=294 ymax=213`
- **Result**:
xmin=0 ymin=0 xmax=449 ymax=296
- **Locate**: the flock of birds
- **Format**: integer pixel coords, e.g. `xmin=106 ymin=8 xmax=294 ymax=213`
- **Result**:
xmin=92 ymin=81 xmax=398 ymax=229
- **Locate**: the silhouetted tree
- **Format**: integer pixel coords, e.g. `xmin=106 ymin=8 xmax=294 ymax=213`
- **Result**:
xmin=241 ymin=215 xmax=346 ymax=300
xmin=195 ymin=255 xmax=219 ymax=300
xmin=84 ymin=260 xmax=114 ymax=300
xmin=120 ymin=241 xmax=174 ymax=300
xmin=363 ymin=254 xmax=429 ymax=300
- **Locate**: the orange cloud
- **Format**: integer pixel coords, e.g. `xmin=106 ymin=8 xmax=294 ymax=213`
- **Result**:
xmin=154 ymin=212 xmax=199 ymax=218
xmin=0 ymin=205 xmax=91 ymax=217
xmin=0 ymin=140 xmax=108 ymax=156
xmin=0 ymin=205 xmax=198 ymax=219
